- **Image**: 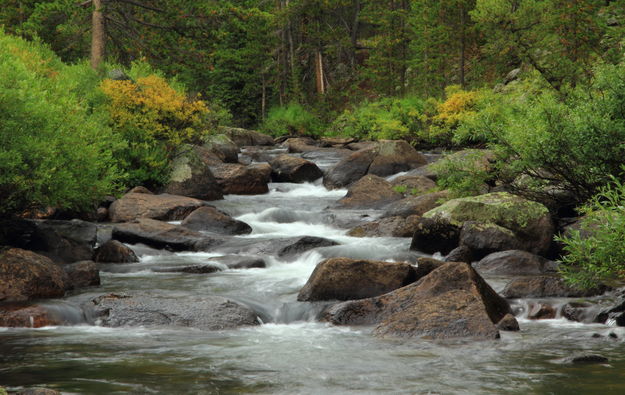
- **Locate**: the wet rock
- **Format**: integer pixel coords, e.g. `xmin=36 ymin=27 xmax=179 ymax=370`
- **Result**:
xmin=474 ymin=250 xmax=558 ymax=276
xmin=323 ymin=140 xmax=427 ymax=189
xmin=346 ymin=141 xmax=376 ymax=151
xmin=445 ymin=245 xmax=474 ymax=263
xmin=63 ymin=261 xmax=100 ymax=289
xmin=414 ymin=257 xmax=446 ymax=279
xmin=203 ymin=134 xmax=239 ymax=163
xmin=297 ymin=258 xmax=417 ymax=301
xmin=162 ymin=146 xmax=224 ymax=201
xmin=324 ymin=262 xmax=511 ymax=340
xmin=415 ymin=192 xmax=554 ymax=256
xmin=207 ymin=255 xmax=266 ymax=269
xmin=595 ymin=298 xmax=625 ymax=326
xmin=221 ymin=127 xmax=275 ymax=147
xmin=129 ymin=186 xmax=153 ymax=194
xmin=152 ymin=264 xmax=221 ymax=274
xmin=501 ymin=275 xmax=606 ymax=298
xmin=348 ymin=216 xmax=419 ymax=238
xmin=94 ymin=240 xmax=139 ymax=263
xmin=0 ymin=248 xmax=66 ymax=302
xmin=284 ymin=137 xmax=320 ymax=153
xmin=410 ymin=216 xmax=460 ymax=255
xmin=181 ymin=206 xmax=252 ymax=235
xmin=335 ymin=175 xmax=403 ymax=209
xmin=382 ymin=191 xmax=448 ymax=218
xmin=562 ymin=302 xmax=593 ymax=323
xmin=209 ymin=163 xmax=272 ymax=195
xmin=27 ymin=219 xmax=97 ymax=263
xmin=563 ymin=354 xmax=608 ymax=364
xmin=0 ymin=304 xmax=62 ymax=328
xmin=527 ymin=303 xmax=557 ymax=320
xmin=496 ymin=313 xmax=520 ymax=331
xmin=269 ymin=154 xmax=323 ymax=183
xmin=112 ymin=219 xmax=221 ymax=252
xmin=86 ymin=293 xmax=260 ymax=330
xmin=109 ymin=193 xmax=206 ymax=223
xmin=277 ymin=236 xmax=339 ymax=259
xmin=390 ymin=175 xmax=437 ymax=196
xmin=16 ymin=389 xmax=61 ymax=395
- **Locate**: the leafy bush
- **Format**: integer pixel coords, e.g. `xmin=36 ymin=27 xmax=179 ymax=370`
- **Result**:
xmin=100 ymin=63 xmax=215 ymax=187
xmin=431 ymin=149 xmax=495 ymax=198
xmin=557 ymin=178 xmax=625 ymax=289
xmin=260 ymin=103 xmax=323 ymax=137
xmin=0 ymin=31 xmax=120 ymax=217
xmin=328 ymin=96 xmax=426 ymax=141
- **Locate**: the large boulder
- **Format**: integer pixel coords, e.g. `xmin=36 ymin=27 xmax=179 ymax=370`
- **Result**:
xmin=63 ymin=261 xmax=100 ymax=290
xmin=474 ymin=250 xmax=558 ymax=276
xmin=0 ymin=248 xmax=66 ymax=302
xmin=109 ymin=193 xmax=206 ymax=223
xmin=297 ymin=258 xmax=417 ymax=301
xmin=283 ymin=137 xmax=321 ymax=153
xmin=382 ymin=191 xmax=448 ymax=218
xmin=202 ymin=134 xmax=239 ymax=163
xmin=501 ymin=275 xmax=606 ymax=298
xmin=209 ymin=163 xmax=272 ymax=195
xmin=334 ymin=175 xmax=403 ymax=209
xmin=324 ymin=261 xmax=511 ymax=340
xmin=112 ymin=219 xmax=221 ymax=252
xmin=323 ymin=140 xmax=427 ymax=189
xmin=94 ymin=240 xmax=139 ymax=263
xmin=411 ymin=192 xmax=553 ymax=256
xmin=24 ymin=219 xmax=97 ymax=263
xmin=325 ymin=262 xmax=510 ymax=340
xmin=85 ymin=293 xmax=260 ymax=330
xmin=348 ymin=216 xmax=420 ymax=238
xmin=221 ymin=127 xmax=275 ymax=147
xmin=410 ymin=217 xmax=461 ymax=255
xmin=161 ymin=145 xmax=224 ymax=200
xmin=181 ymin=206 xmax=252 ymax=235
xmin=269 ymin=154 xmax=323 ymax=183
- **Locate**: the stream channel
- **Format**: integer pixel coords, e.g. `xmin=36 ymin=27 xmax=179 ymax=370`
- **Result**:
xmin=2 ymin=148 xmax=625 ymax=394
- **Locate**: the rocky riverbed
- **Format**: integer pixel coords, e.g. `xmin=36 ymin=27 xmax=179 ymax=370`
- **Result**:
xmin=2 ymin=131 xmax=625 ymax=394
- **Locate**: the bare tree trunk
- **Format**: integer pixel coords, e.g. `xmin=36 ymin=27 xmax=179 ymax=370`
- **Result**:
xmin=91 ymin=0 xmax=106 ymax=70
xmin=350 ymin=0 xmax=361 ymax=70
xmin=315 ymin=50 xmax=325 ymax=94
xmin=459 ymin=3 xmax=466 ymax=87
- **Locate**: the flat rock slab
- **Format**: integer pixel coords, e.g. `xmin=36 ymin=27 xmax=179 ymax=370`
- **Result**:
xmin=109 ymin=193 xmax=206 ymax=223
xmin=85 ymin=293 xmax=260 ymax=330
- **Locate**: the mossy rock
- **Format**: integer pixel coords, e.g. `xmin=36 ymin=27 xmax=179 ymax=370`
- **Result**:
xmin=424 ymin=192 xmax=549 ymax=235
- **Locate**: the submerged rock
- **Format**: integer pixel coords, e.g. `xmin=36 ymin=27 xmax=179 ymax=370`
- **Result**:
xmin=563 ymin=354 xmax=608 ymax=364
xmin=207 ymin=255 xmax=266 ymax=269
xmin=94 ymin=240 xmax=139 ymax=263
xmin=152 ymin=265 xmax=221 ymax=274
xmin=0 ymin=248 xmax=66 ymax=302
xmin=269 ymin=154 xmax=323 ymax=183
xmin=0 ymin=304 xmax=62 ymax=328
xmin=85 ymin=293 xmax=260 ymax=330
xmin=109 ymin=193 xmax=206 ymax=223
xmin=181 ymin=206 xmax=252 ymax=235
xmin=112 ymin=219 xmax=221 ymax=252
xmin=277 ymin=236 xmax=340 ymax=259
xmin=324 ymin=261 xmax=511 ymax=340
xmin=297 ymin=258 xmax=417 ymax=301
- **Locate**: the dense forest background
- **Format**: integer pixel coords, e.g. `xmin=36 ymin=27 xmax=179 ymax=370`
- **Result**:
xmin=3 ymin=0 xmax=624 ymax=127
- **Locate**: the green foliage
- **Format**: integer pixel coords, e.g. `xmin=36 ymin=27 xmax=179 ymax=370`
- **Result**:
xmin=328 ymin=96 xmax=426 ymax=141
xmin=0 ymin=31 xmax=120 ymax=217
xmin=557 ymin=177 xmax=625 ymax=289
xmin=260 ymin=103 xmax=324 ymax=137
xmin=431 ymin=150 xmax=494 ymax=198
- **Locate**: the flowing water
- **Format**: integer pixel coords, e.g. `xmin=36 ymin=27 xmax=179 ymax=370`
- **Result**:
xmin=2 ymin=150 xmax=625 ymax=394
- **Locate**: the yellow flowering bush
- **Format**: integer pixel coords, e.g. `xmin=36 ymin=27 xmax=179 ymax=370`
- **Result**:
xmin=100 ymin=74 xmax=212 ymax=187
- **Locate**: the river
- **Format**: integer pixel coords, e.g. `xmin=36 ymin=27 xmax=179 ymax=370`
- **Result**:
xmin=2 ymin=149 xmax=625 ymax=394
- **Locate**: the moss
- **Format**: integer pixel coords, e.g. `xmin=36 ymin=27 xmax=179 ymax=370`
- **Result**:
xmin=424 ymin=192 xmax=549 ymax=232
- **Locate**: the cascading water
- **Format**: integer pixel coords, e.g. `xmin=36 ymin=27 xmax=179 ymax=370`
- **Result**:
xmin=2 ymin=151 xmax=625 ymax=395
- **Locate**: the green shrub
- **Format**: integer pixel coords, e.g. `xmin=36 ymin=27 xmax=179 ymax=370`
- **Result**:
xmin=431 ymin=150 xmax=495 ymax=198
xmin=328 ymin=96 xmax=426 ymax=142
xmin=557 ymin=177 xmax=625 ymax=289
xmin=0 ymin=31 xmax=120 ymax=217
xmin=260 ymin=103 xmax=323 ymax=137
